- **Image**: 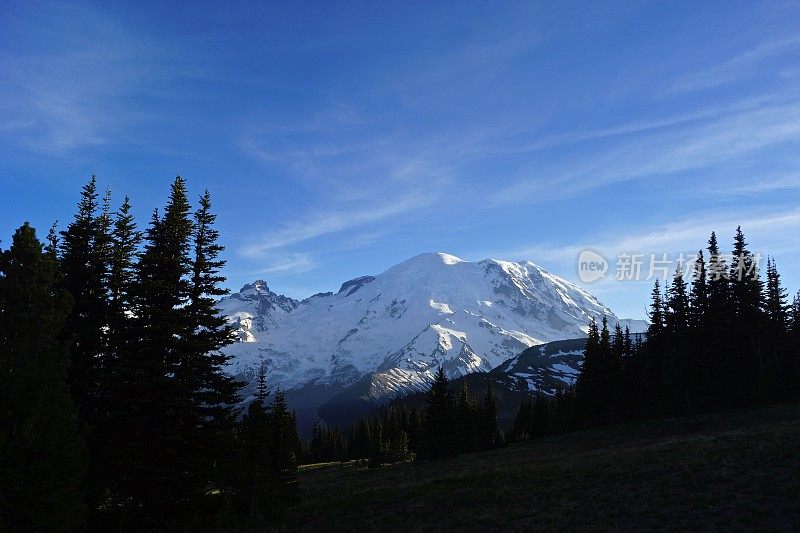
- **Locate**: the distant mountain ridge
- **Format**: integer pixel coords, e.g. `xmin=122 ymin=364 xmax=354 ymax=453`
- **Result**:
xmin=320 ymin=337 xmax=592 ymax=428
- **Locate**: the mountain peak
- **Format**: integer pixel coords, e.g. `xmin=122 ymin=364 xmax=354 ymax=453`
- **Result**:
xmin=384 ymin=252 xmax=466 ymax=273
xmin=239 ymin=279 xmax=271 ymax=294
xmin=409 ymin=251 xmax=465 ymax=263
xmin=218 ymin=251 xmax=646 ymax=419
xmin=435 ymin=252 xmax=465 ymax=265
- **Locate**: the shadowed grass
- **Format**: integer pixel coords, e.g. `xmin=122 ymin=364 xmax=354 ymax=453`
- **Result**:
xmin=278 ymin=403 xmax=800 ymax=530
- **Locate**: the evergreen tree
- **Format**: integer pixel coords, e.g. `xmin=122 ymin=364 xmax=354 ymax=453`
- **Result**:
xmin=255 ymin=362 xmax=270 ymax=403
xmin=368 ymin=419 xmax=386 ymax=468
xmin=238 ymin=390 xmax=272 ymax=520
xmin=479 ymin=381 xmax=498 ymax=449
xmin=417 ymin=367 xmax=453 ymax=460
xmin=531 ymin=393 xmax=553 ymax=438
xmin=641 ymin=280 xmax=668 ymax=417
xmin=576 ymin=318 xmax=601 ymax=424
xmin=0 ymin=224 xmax=88 ymax=530
xmin=508 ymin=395 xmax=533 ymax=442
xmin=729 ymin=227 xmax=763 ymax=321
xmin=665 ymin=267 xmax=690 ymax=334
xmin=689 ymin=250 xmax=708 ymax=328
xmin=348 ymin=417 xmax=372 ymax=461
xmin=45 ymin=222 xmax=59 ymax=258
xmin=704 ymin=231 xmax=732 ymax=409
xmin=726 ymin=227 xmax=763 ymax=406
xmin=309 ymin=422 xmax=323 ymax=463
xmin=268 ymin=390 xmax=299 ymax=508
xmin=609 ymin=322 xmax=625 ymax=422
xmin=108 ymin=196 xmax=141 ymax=340
xmin=760 ymin=257 xmax=790 ymax=400
xmin=763 ymin=258 xmax=789 ymax=334
xmin=623 ymin=326 xmax=633 ymax=359
xmin=389 ymin=429 xmax=411 ymax=463
xmin=687 ymin=250 xmax=712 ymax=412
xmin=58 ymin=178 xmax=117 ymax=517
xmin=59 ymin=176 xmax=111 ymax=425
xmin=185 ymin=189 xmax=242 ymax=496
xmin=706 ymin=231 xmax=731 ymax=324
xmin=93 ymin=196 xmax=142 ymax=519
xmin=454 ymin=381 xmax=479 ymax=453
xmin=115 ymin=177 xmax=200 ymax=523
xmin=597 ymin=317 xmax=617 ymax=423
xmin=647 ymin=280 xmax=665 ymax=339
xmin=662 ymin=267 xmax=691 ymax=414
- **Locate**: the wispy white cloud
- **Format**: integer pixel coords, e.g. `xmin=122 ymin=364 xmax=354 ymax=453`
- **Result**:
xmin=668 ymin=36 xmax=800 ymax=93
xmin=255 ymin=253 xmax=314 ymax=274
xmin=490 ymin=99 xmax=800 ymax=206
xmin=0 ymin=3 xmax=209 ymax=155
xmin=239 ymin=194 xmax=434 ymax=258
xmin=694 ymin=173 xmax=800 ymax=196
xmin=493 ymin=207 xmax=800 ymax=268
xmin=0 ymin=4 xmax=139 ymax=153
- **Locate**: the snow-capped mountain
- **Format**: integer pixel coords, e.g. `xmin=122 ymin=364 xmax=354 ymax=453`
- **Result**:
xmin=218 ymin=252 xmax=645 ymax=418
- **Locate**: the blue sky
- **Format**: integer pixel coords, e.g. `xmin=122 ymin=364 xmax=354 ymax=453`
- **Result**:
xmin=2 ymin=1 xmax=800 ymax=319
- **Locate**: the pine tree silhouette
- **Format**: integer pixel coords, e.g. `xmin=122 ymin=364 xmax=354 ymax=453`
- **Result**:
xmin=0 ymin=223 xmax=88 ymax=530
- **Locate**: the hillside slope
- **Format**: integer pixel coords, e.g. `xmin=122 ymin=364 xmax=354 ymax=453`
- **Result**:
xmin=283 ymin=403 xmax=800 ymax=530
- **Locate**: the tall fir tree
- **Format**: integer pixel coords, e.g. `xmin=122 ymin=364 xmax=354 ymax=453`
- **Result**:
xmin=664 ymin=267 xmax=690 ymax=333
xmin=689 ymin=250 xmax=708 ymax=328
xmin=454 ymin=381 xmax=479 ymax=453
xmin=729 ymin=227 xmax=763 ymax=320
xmin=116 ymin=177 xmax=198 ymax=524
xmin=108 ymin=196 xmax=141 ymax=341
xmin=0 ymin=223 xmax=88 ymax=530
xmin=763 ymin=258 xmax=789 ymax=334
xmin=185 ymin=189 xmax=242 ymax=495
xmin=609 ymin=322 xmax=625 ymax=422
xmin=418 ymin=367 xmax=453 ymax=460
xmin=58 ymin=178 xmax=116 ymax=518
xmin=760 ymin=257 xmax=790 ymax=400
xmin=706 ymin=231 xmax=731 ymax=325
xmin=93 ymin=195 xmax=143 ymax=517
xmin=576 ymin=318 xmax=601 ymax=424
xmin=237 ymin=385 xmax=273 ymax=520
xmin=59 ymin=176 xmax=111 ymax=425
xmin=268 ymin=390 xmax=299 ymax=509
xmin=479 ymin=381 xmax=498 ymax=449
xmin=647 ymin=280 xmax=665 ymax=339
xmin=662 ymin=267 xmax=691 ymax=414
xmin=726 ymin=227 xmax=763 ymax=406
xmin=704 ymin=232 xmax=732 ymax=409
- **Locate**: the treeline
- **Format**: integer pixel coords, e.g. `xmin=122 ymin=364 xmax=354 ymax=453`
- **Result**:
xmin=0 ymin=177 xmax=299 ymax=530
xmin=299 ymin=368 xmax=502 ymax=464
xmin=509 ymin=227 xmax=800 ymax=441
